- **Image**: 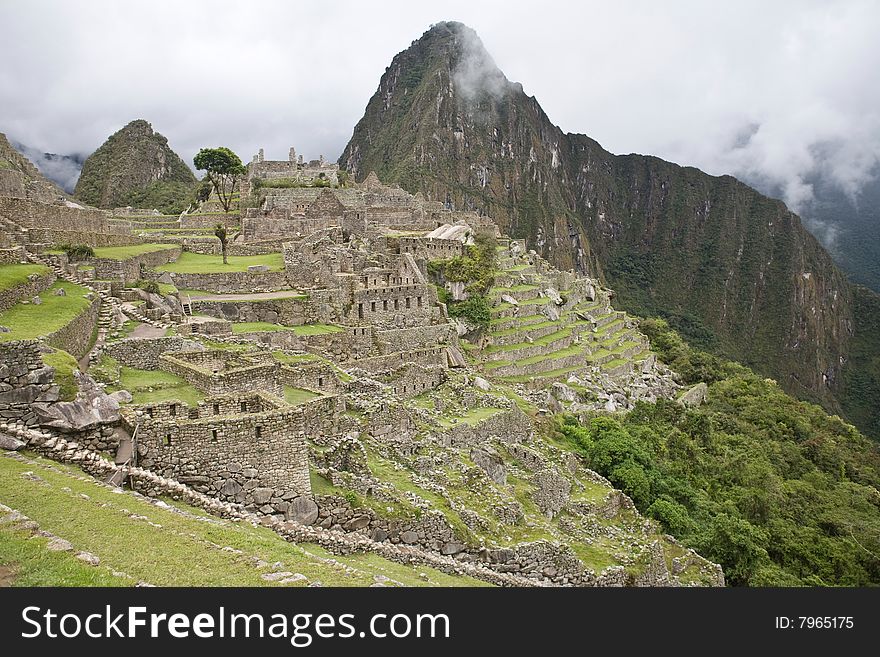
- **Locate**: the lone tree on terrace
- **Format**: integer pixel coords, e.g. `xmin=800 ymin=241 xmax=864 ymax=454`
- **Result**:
xmin=193 ymin=147 xmax=246 ymax=212
xmin=214 ymin=223 xmax=229 ymax=265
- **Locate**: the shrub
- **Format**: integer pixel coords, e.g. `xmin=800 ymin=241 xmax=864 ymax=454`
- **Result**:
xmin=60 ymin=243 xmax=95 ymax=262
xmin=135 ymin=279 xmax=160 ymax=294
xmin=448 ymin=295 xmax=491 ymax=329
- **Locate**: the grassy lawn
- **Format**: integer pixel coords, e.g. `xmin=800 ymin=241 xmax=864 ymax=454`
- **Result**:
xmin=41 ymin=349 xmax=80 ymax=401
xmin=0 ymin=453 xmax=487 ymax=587
xmin=110 ymin=365 xmax=204 ymax=406
xmin=0 ymin=281 xmax=91 ymax=341
xmin=271 ymin=351 xmax=320 ymax=365
xmin=289 ymin=323 xmax=344 ymax=336
xmin=284 ymin=386 xmax=322 ymax=405
xmin=92 ymin=243 xmax=179 ymax=259
xmin=157 ymin=252 xmax=284 ymax=273
xmin=232 ymin=321 xmax=288 ymax=333
xmin=0 ymin=263 xmax=49 ymax=292
xmin=0 ymin=526 xmax=123 ymax=586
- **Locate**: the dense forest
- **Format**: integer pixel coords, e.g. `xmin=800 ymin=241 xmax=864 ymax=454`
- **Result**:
xmin=556 ymin=319 xmax=880 ymax=586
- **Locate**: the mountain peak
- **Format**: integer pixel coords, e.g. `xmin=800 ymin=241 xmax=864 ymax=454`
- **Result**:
xmin=73 ymin=119 xmax=195 ymax=211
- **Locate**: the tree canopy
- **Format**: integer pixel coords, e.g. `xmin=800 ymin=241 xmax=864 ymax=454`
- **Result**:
xmin=193 ymin=147 xmax=246 ymax=212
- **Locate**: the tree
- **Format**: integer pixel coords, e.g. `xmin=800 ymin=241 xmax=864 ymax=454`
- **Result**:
xmin=193 ymin=147 xmax=246 ymax=212
xmin=214 ymin=223 xmax=228 ymax=265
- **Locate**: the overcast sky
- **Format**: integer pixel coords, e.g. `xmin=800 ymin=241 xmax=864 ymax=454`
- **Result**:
xmin=1 ymin=0 xmax=878 ymax=219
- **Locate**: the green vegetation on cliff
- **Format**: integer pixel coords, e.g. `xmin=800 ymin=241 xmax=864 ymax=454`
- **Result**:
xmin=74 ymin=119 xmax=196 ymax=213
xmin=557 ymin=319 xmax=880 ymax=586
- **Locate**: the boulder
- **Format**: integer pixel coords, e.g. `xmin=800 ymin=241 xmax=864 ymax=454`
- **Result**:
xmin=247 ymin=265 xmax=270 ymax=273
xmin=0 ymin=434 xmax=26 ymax=451
xmin=445 ymin=280 xmax=468 ymax=302
xmin=33 ymin=372 xmax=120 ymax=433
xmin=678 ymin=382 xmax=708 ymax=407
xmin=288 ymin=496 xmax=319 ymax=525
xmin=500 ymin=294 xmax=519 ymax=306
xmin=31 ymin=296 xmax=42 ymax=305
xmin=473 ymin=376 xmax=491 ymax=392
xmin=109 ymin=390 xmax=132 ymax=404
xmin=640 ymin=353 xmax=657 ymax=373
xmin=441 ymin=542 xmax=465 ymax=555
xmin=550 ymin=382 xmax=579 ymax=403
xmin=545 ymin=287 xmax=564 ymax=306
xmin=541 ymin=305 xmax=560 ymax=321
xmin=471 ymin=447 xmax=506 ymax=484
xmin=400 ymin=530 xmax=419 ymax=544
xmin=251 ymin=487 xmax=274 ymax=505
xmin=343 ymin=514 xmax=371 ymax=531
xmin=53 ymin=288 xmax=66 ymax=296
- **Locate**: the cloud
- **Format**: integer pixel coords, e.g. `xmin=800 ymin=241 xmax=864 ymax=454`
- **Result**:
xmin=10 ymin=140 xmax=84 ymax=193
xmin=0 ymin=0 xmax=877 ymax=238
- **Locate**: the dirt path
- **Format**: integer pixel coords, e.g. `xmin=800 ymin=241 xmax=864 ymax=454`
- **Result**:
xmin=129 ymin=323 xmax=167 ymax=339
xmin=186 ymin=290 xmax=304 ymax=302
xmin=0 ymin=565 xmax=17 ymax=587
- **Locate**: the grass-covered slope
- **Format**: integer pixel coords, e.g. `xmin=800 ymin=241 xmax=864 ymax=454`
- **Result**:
xmin=0 ymin=451 xmax=487 ymax=587
xmin=0 ymin=281 xmax=91 ymax=341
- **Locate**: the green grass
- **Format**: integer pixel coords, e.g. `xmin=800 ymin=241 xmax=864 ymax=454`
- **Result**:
xmin=272 ymin=351 xmax=321 ymax=365
xmin=289 ymin=323 xmax=344 ymax=336
xmin=91 ymin=243 xmax=179 ymax=259
xmin=0 ymin=281 xmax=91 ymax=342
xmin=284 ymin=386 xmax=322 ymax=405
xmin=0 ymin=452 xmax=486 ymax=587
xmin=232 ymin=321 xmax=288 ymax=334
xmin=0 ymin=263 xmax=49 ymax=292
xmin=111 ymin=366 xmax=204 ymax=406
xmin=0 ymin=526 xmax=124 ymax=586
xmin=41 ymin=349 xmax=80 ymax=401
xmin=157 ymin=252 xmax=284 ymax=273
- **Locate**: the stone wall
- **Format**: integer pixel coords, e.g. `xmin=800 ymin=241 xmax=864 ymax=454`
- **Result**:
xmin=398 ymin=236 xmax=465 ymax=259
xmin=92 ymin=246 xmax=181 ymax=284
xmin=0 ymin=340 xmax=57 ymax=425
xmin=299 ymin=325 xmax=375 ymax=361
xmin=25 ymin=229 xmax=139 ymax=248
xmin=123 ymin=393 xmax=338 ymax=509
xmin=279 ymin=361 xmax=345 ymax=394
xmin=104 ymin=336 xmax=202 ymax=370
xmin=376 ymin=364 xmax=446 ymax=399
xmin=191 ymin=296 xmax=332 ymax=326
xmin=344 ymin=346 xmax=448 ymax=373
xmin=159 ymin=351 xmax=283 ymax=397
xmin=440 ymin=407 xmax=533 ymax=448
xmin=46 ymin=295 xmax=100 ymax=359
xmin=0 ymin=197 xmax=114 ymax=233
xmin=348 ymin=283 xmax=441 ymax=329
xmin=0 ymin=269 xmax=55 ymax=314
xmin=376 ymin=324 xmax=457 ymax=354
xmin=154 ymin=269 xmax=288 ymax=294
xmin=0 ymin=246 xmax=26 ymax=264
xmin=178 ymin=214 xmax=239 ymax=230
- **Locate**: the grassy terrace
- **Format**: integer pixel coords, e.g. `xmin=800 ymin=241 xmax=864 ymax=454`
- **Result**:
xmin=231 ymin=321 xmax=288 ymax=333
xmin=283 ymin=386 xmax=322 ymax=405
xmin=91 ymin=243 xmax=179 ymax=259
xmin=0 ymin=281 xmax=91 ymax=342
xmin=108 ymin=365 xmax=204 ymax=406
xmin=157 ymin=252 xmax=284 ymax=273
xmin=0 ymin=452 xmax=484 ymax=587
xmin=0 ymin=263 xmax=50 ymax=292
xmin=41 ymin=349 xmax=80 ymax=401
